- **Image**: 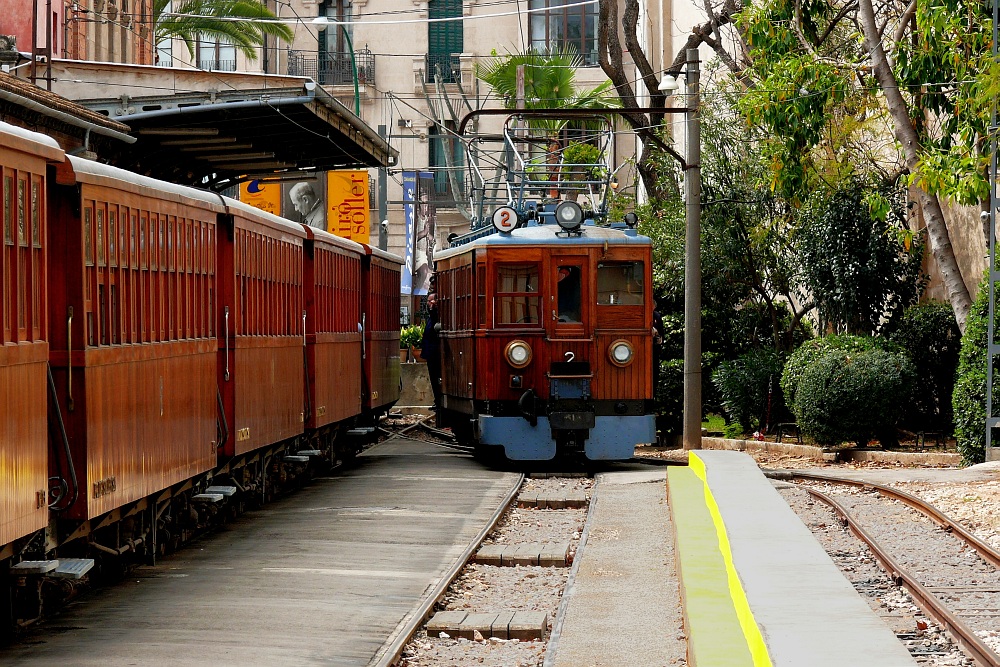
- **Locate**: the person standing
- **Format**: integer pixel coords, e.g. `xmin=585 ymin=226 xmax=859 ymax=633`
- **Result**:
xmin=421 ymin=292 xmax=443 ymax=411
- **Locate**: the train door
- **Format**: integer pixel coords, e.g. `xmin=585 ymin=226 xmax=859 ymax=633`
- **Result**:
xmin=550 ymin=257 xmax=587 ymax=339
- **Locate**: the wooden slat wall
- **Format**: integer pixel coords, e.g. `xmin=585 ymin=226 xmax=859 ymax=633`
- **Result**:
xmin=0 ymin=350 xmax=48 ymax=545
xmin=233 ymin=341 xmax=305 ymax=457
xmin=311 ymin=335 xmax=362 ymax=427
xmin=81 ymin=342 xmax=216 ymax=519
xmin=593 ymin=333 xmax=651 ymax=399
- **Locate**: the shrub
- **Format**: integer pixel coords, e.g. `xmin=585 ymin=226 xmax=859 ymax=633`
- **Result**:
xmin=954 ymin=279 xmax=990 ymax=464
xmin=781 ymin=334 xmax=889 ymax=408
xmin=712 ymin=348 xmax=785 ymax=433
xmin=654 ymin=359 xmax=684 ymax=437
xmin=792 ymin=346 xmax=914 ymax=447
xmin=886 ymin=303 xmax=961 ymax=434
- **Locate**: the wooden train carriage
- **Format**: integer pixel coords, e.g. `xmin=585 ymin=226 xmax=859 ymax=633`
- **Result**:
xmin=217 ymin=199 xmax=307 ymax=457
xmin=48 ymin=157 xmax=221 ymax=521
xmin=360 ymin=245 xmax=401 ymax=416
xmin=302 ymin=227 xmax=364 ymax=430
xmin=434 ymin=224 xmax=656 ymax=460
xmin=0 ymin=123 xmax=62 ymax=553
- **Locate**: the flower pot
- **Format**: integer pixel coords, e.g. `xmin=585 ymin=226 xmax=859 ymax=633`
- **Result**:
xmin=400 ymin=348 xmax=409 ymax=363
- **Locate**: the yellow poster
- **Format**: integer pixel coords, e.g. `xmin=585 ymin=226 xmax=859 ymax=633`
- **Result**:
xmin=239 ymin=180 xmax=282 ymax=216
xmin=327 ymin=170 xmax=370 ymax=242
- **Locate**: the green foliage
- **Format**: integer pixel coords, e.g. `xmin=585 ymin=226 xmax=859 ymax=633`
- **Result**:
xmin=953 ymin=278 xmax=991 ymax=464
xmin=886 ymin=303 xmax=961 ymax=434
xmin=781 ymin=334 xmax=896 ymax=408
xmin=791 ymin=346 xmax=915 ymax=447
xmin=654 ymin=359 xmax=685 ymax=436
xmin=796 ymin=181 xmax=925 ymax=335
xmin=400 ymin=324 xmax=423 ymax=349
xmin=712 ymin=348 xmax=786 ymax=433
xmin=154 ymin=0 xmax=293 ymax=60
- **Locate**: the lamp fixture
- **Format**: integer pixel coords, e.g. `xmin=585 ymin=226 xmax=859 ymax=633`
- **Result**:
xmin=658 ymin=73 xmax=680 ymax=95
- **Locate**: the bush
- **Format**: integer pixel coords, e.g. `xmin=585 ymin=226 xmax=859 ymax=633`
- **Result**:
xmin=654 ymin=359 xmax=684 ymax=437
xmin=886 ymin=303 xmax=961 ymax=434
xmin=954 ymin=279 xmax=990 ymax=464
xmin=781 ymin=334 xmax=889 ymax=408
xmin=712 ymin=348 xmax=785 ymax=433
xmin=792 ymin=346 xmax=914 ymax=447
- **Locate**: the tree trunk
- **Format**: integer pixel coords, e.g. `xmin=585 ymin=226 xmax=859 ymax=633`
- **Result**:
xmin=857 ymin=0 xmax=972 ymax=332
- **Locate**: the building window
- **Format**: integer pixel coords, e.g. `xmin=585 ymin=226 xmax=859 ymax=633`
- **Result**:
xmin=429 ymin=121 xmax=464 ymax=206
xmin=529 ymin=0 xmax=598 ymax=66
xmin=427 ymin=0 xmax=463 ymax=83
xmin=197 ymin=36 xmax=236 ymax=71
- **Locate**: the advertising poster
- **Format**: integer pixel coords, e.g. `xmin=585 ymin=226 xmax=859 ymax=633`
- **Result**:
xmin=239 ymin=180 xmax=281 ymax=216
xmin=412 ymin=171 xmax=435 ymax=296
xmin=282 ymin=176 xmax=326 ymax=228
xmin=401 ymin=171 xmax=416 ymax=296
xmin=327 ymin=170 xmax=370 ymax=242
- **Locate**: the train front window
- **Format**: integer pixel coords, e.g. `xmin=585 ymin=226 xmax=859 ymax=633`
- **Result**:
xmin=496 ymin=263 xmax=540 ymax=325
xmin=556 ymin=265 xmax=582 ymax=323
xmin=597 ymin=262 xmax=644 ymax=305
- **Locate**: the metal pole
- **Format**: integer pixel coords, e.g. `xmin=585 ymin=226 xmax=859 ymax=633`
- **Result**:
xmin=682 ymin=48 xmax=702 ymax=451
xmin=378 ymin=124 xmax=388 ymax=251
xmin=339 ymin=23 xmax=360 ymax=116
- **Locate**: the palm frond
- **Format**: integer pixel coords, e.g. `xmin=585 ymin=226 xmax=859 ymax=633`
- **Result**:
xmin=156 ymin=0 xmax=293 ymax=60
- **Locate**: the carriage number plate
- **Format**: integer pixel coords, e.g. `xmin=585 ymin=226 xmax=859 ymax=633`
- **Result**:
xmin=549 ymin=412 xmax=595 ymax=430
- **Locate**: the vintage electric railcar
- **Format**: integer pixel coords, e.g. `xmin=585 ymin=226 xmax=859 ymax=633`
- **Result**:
xmin=433 ymin=212 xmax=656 ymax=461
xmin=0 ymin=121 xmax=401 ymax=630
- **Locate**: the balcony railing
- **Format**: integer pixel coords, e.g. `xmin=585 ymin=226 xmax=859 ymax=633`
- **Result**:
xmin=198 ymin=59 xmax=236 ymax=71
xmin=287 ymin=49 xmax=375 ymax=87
xmin=425 ymin=53 xmax=461 ymax=84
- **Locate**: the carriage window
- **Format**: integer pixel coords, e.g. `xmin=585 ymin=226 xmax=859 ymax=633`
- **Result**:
xmin=3 ymin=175 xmax=11 ymax=245
xmin=496 ymin=263 xmax=540 ymax=325
xmin=84 ymin=206 xmax=93 ymax=265
xmin=17 ymin=179 xmax=26 ymax=246
xmin=556 ymin=265 xmax=582 ymax=323
xmin=31 ymin=181 xmax=40 ymax=247
xmin=597 ymin=261 xmax=644 ymax=305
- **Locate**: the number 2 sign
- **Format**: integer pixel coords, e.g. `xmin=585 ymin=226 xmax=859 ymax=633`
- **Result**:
xmin=492 ymin=206 xmax=518 ymax=233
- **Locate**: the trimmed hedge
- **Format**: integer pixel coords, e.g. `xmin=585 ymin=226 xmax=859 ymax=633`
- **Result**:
xmin=953 ymin=279 xmax=990 ymax=464
xmin=784 ymin=336 xmax=914 ymax=447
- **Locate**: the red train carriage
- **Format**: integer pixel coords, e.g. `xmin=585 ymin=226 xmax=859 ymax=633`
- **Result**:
xmin=360 ymin=245 xmax=401 ymax=418
xmin=216 ymin=202 xmax=308 ymax=458
xmin=302 ymin=227 xmax=364 ymax=439
xmin=47 ymin=157 xmax=221 ymax=521
xmin=434 ymin=222 xmax=656 ymax=461
xmin=0 ymin=122 xmax=62 ymax=557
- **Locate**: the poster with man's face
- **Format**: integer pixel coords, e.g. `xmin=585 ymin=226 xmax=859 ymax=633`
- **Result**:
xmin=282 ymin=177 xmax=326 ymax=229
xmin=412 ymin=172 xmax=435 ymax=296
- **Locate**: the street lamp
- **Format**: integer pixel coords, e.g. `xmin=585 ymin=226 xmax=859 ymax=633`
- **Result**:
xmin=311 ymin=16 xmax=360 ymax=116
xmin=659 ymin=50 xmax=702 ymax=451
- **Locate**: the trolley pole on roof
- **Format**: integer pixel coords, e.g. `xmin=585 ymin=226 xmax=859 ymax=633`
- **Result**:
xmin=682 ymin=49 xmax=702 ymax=451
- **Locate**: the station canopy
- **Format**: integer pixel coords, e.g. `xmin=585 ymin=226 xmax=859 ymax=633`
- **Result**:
xmin=79 ymin=81 xmax=396 ymax=190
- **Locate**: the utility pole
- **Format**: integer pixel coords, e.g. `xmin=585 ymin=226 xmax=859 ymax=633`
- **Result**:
xmin=683 ymin=49 xmax=702 ymax=451
xmin=378 ymin=124 xmax=388 ymax=251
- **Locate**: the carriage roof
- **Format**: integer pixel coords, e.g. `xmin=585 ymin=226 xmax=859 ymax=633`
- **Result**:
xmin=434 ymin=224 xmax=650 ymax=262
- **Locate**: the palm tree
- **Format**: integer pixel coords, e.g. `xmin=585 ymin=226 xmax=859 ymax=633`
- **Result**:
xmin=476 ymin=47 xmax=619 ymax=200
xmin=154 ymin=0 xmax=293 ymax=61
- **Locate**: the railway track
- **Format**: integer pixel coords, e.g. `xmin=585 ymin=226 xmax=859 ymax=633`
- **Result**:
xmin=776 ymin=472 xmax=1000 ymax=666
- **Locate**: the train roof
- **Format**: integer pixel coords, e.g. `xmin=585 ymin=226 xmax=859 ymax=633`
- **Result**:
xmin=434 ymin=223 xmax=650 ymax=262
xmin=303 ymin=225 xmax=366 ymax=255
xmin=0 ymin=121 xmax=64 ymax=162
xmin=362 ymin=243 xmax=403 ymax=266
xmin=221 ymin=193 xmax=308 ymax=240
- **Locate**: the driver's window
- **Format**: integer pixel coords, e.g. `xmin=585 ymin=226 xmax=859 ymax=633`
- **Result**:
xmin=496 ymin=263 xmax=540 ymax=325
xmin=556 ymin=265 xmax=582 ymax=323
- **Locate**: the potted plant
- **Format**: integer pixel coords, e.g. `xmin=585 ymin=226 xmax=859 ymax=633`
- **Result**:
xmin=400 ymin=324 xmax=424 ymax=363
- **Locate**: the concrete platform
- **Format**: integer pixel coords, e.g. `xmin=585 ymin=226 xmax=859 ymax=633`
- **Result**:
xmin=0 ymin=438 xmax=521 ymax=667
xmin=673 ymin=451 xmax=916 ymax=666
xmin=545 ymin=469 xmax=685 ymax=667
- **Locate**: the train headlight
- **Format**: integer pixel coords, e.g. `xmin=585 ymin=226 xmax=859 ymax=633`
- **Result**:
xmin=554 ymin=201 xmax=583 ymax=232
xmin=505 ymin=340 xmax=533 ymax=368
xmin=608 ymin=340 xmax=634 ymax=367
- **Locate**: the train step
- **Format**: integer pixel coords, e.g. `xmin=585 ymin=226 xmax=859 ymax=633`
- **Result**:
xmin=283 ymin=455 xmax=310 ymax=463
xmin=52 ymin=558 xmax=95 ymax=580
xmin=10 ymin=560 xmax=59 ymax=575
xmin=346 ymin=427 xmax=375 ymax=437
xmin=205 ymin=485 xmax=237 ymax=497
xmin=297 ymin=449 xmax=322 ymax=457
xmin=191 ymin=493 xmax=225 ymax=503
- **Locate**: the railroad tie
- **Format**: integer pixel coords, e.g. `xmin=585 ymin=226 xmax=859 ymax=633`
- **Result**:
xmin=473 ymin=542 xmax=571 ymax=567
xmin=426 ymin=610 xmax=548 ymax=641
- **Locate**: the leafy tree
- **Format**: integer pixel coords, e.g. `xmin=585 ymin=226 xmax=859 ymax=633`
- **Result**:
xmin=795 ymin=181 xmax=925 ymax=335
xmin=154 ymin=0 xmax=293 ymax=61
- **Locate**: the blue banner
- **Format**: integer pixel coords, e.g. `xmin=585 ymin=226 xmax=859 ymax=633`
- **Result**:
xmin=401 ymin=171 xmax=416 ymax=295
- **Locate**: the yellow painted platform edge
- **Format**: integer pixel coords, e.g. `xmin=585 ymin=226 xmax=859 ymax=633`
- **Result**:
xmin=690 ymin=451 xmax=773 ymax=667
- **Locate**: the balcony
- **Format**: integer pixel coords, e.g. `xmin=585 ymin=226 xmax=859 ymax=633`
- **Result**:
xmin=197 ymin=59 xmax=236 ymax=72
xmin=424 ymin=53 xmax=462 ymax=84
xmin=287 ymin=49 xmax=375 ymax=87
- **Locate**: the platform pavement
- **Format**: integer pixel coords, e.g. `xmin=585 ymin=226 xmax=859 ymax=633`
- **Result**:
xmin=0 ymin=438 xmax=521 ymax=667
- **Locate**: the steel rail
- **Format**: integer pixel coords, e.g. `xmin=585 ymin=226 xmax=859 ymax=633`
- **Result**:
xmin=778 ymin=471 xmax=1000 ymax=569
xmin=369 ymin=471 xmax=525 ymax=667
xmin=806 ymin=488 xmax=1000 ymax=667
